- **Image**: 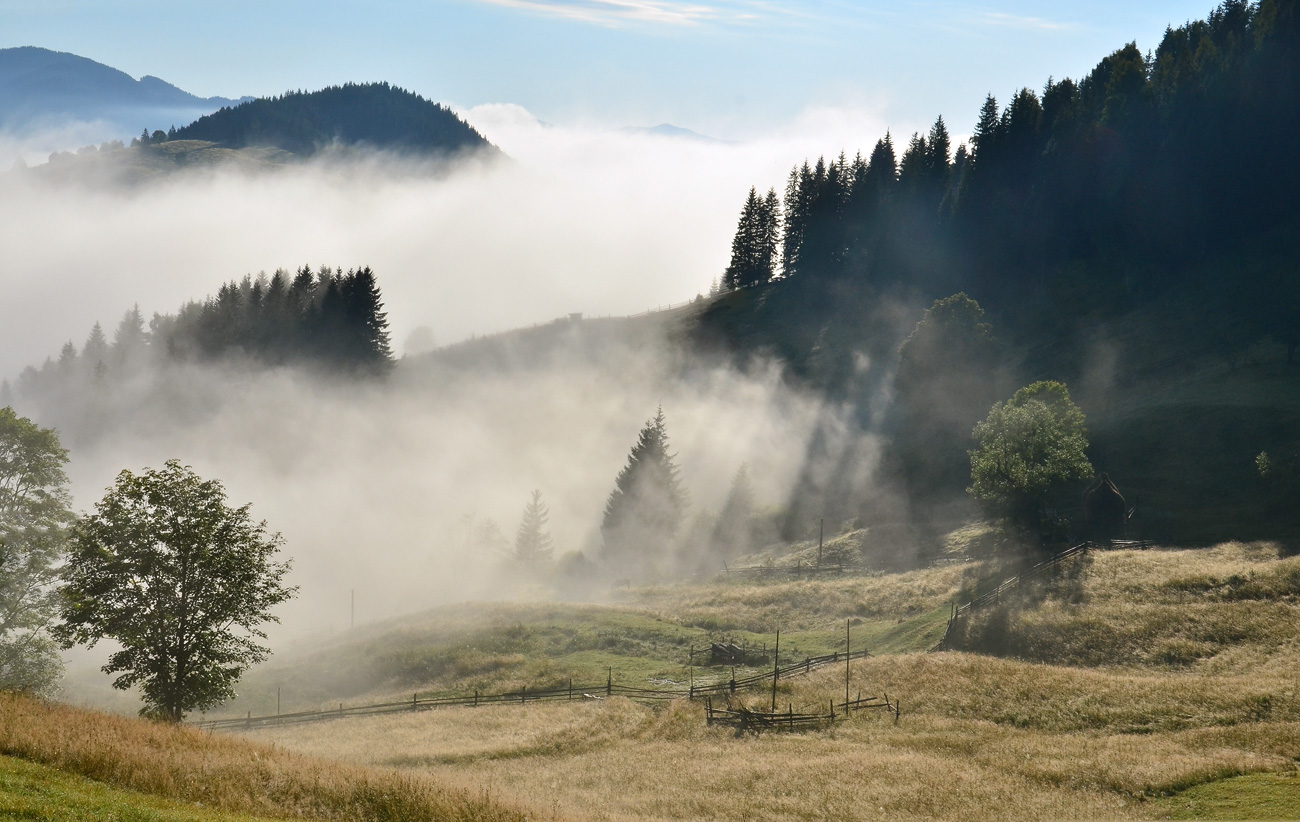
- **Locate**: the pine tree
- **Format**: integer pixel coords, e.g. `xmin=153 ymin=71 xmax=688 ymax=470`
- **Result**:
xmin=339 ymin=266 xmax=393 ymax=369
xmin=601 ymin=407 xmax=687 ymax=576
xmin=971 ymin=94 xmax=1002 ymax=164
xmin=760 ymin=187 xmax=782 ymax=280
xmin=513 ymin=489 xmax=554 ymax=565
xmin=112 ymin=306 xmax=148 ymax=366
xmin=57 ymin=341 xmax=77 ymax=375
xmin=781 ymin=161 xmax=815 ymax=278
xmin=82 ymin=323 xmax=109 ymax=366
xmin=723 ymin=187 xmax=763 ymax=290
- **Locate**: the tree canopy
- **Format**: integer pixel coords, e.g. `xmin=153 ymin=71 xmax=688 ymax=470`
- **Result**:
xmin=0 ymin=407 xmax=72 ymax=695
xmin=968 ymin=381 xmax=1093 ymax=538
xmin=56 ymin=461 xmax=296 ymax=721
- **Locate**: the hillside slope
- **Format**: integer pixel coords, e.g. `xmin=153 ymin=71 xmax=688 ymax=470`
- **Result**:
xmin=222 ymin=542 xmax=1300 ymax=821
xmin=172 ymin=83 xmax=498 ymax=157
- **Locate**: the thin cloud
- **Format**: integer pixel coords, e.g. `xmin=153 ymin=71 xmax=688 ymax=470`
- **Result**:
xmin=974 ymin=11 xmax=1077 ymax=32
xmin=471 ymin=0 xmax=744 ymax=27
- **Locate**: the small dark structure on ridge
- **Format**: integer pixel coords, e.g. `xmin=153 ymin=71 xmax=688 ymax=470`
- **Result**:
xmin=1083 ymin=473 xmax=1129 ymax=540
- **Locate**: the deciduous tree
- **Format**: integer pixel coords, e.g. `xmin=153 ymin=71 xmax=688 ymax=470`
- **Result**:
xmin=0 ymin=407 xmax=72 ymax=695
xmin=56 ymin=461 xmax=296 ymax=721
xmin=968 ymin=381 xmax=1093 ymax=538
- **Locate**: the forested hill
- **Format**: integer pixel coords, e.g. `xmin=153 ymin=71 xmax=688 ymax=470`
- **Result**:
xmin=170 ymin=83 xmax=498 ymax=157
xmin=698 ymin=0 xmax=1300 ymax=543
xmin=707 ymin=0 xmax=1299 ymax=377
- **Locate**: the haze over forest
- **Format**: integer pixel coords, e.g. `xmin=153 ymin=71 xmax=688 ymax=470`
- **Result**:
xmin=1 ymin=0 xmax=1298 ymax=713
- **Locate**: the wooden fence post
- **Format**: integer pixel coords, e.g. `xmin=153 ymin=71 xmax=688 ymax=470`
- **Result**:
xmin=771 ymin=629 xmax=780 ymax=712
xmin=569 ymin=678 xmax=573 ymax=701
xmin=474 ymin=689 xmax=478 ymax=707
xmin=607 ymin=667 xmax=612 ymax=697
xmin=521 ymin=685 xmax=526 ymax=705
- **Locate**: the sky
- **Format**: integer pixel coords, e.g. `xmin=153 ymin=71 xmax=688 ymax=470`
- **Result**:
xmin=3 ymin=0 xmax=1222 ymax=140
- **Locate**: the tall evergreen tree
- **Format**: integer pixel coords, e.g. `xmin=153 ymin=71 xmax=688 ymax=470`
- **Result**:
xmin=601 ymin=407 xmax=687 ymax=576
xmin=513 ymin=489 xmax=554 ymax=565
xmin=81 ymin=323 xmax=109 ymax=369
xmin=112 ymin=305 xmax=148 ymax=365
xmin=723 ymin=187 xmax=764 ymax=290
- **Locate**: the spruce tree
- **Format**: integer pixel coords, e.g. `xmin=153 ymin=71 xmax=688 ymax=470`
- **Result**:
xmin=513 ymin=489 xmax=554 ymax=565
xmin=971 ymin=94 xmax=1002 ymax=163
xmin=601 ymin=407 xmax=687 ymax=576
xmin=82 ymin=323 xmax=109 ymax=366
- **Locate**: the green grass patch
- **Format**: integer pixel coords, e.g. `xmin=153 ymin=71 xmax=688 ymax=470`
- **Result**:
xmin=0 ymin=755 xmax=283 ymax=822
xmin=1162 ymin=771 xmax=1300 ymax=820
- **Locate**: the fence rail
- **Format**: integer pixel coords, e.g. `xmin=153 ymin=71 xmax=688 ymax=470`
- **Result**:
xmin=930 ymin=539 xmax=1155 ymax=651
xmin=704 ymin=691 xmax=899 ymax=733
xmin=194 ymin=648 xmax=875 ymax=730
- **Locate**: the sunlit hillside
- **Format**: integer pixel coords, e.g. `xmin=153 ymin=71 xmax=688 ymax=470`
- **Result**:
xmin=185 ymin=542 xmax=1300 ymax=821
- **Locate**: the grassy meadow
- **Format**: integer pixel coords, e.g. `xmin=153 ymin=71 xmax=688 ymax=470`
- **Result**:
xmin=194 ymin=542 xmax=1300 ymax=821
xmin=0 ymin=692 xmax=528 ymax=821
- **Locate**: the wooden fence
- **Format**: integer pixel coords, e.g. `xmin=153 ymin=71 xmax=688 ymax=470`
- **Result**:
xmin=720 ymin=562 xmax=847 ymax=580
xmin=704 ymin=692 xmax=899 ymax=733
xmin=930 ymin=539 xmax=1155 ymax=651
xmin=194 ymin=647 xmax=876 ymax=731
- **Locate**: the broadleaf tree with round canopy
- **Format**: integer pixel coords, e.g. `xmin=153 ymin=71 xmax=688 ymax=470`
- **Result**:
xmin=55 ymin=460 xmax=296 ymax=721
xmin=968 ymin=381 xmax=1093 ymax=541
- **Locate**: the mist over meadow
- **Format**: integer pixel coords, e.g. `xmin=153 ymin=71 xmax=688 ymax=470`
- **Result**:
xmin=0 ymin=107 xmax=907 ymax=652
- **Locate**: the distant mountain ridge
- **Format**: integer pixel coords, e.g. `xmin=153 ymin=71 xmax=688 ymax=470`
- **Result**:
xmin=0 ymin=47 xmax=249 ymax=130
xmin=171 ymin=83 xmax=499 ymax=157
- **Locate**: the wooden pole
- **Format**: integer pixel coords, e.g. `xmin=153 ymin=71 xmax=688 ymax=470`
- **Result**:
xmin=771 ymin=629 xmax=780 ymax=712
xmin=818 ymin=519 xmax=824 ymax=567
xmin=845 ymin=619 xmax=851 ymax=712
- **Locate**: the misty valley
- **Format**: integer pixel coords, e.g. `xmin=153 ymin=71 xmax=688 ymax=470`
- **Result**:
xmin=3 ymin=2 xmax=1300 ymax=820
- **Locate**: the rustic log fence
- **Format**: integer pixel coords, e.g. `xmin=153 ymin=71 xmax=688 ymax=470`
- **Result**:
xmin=704 ymin=692 xmax=900 ymax=733
xmin=194 ymin=647 xmax=877 ymax=731
xmin=930 ymin=539 xmax=1155 ymax=651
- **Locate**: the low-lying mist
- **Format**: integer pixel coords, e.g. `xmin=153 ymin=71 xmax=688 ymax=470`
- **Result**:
xmin=0 ymin=101 xmax=902 ymax=381
xmin=18 ymin=324 xmax=882 ymax=640
xmin=2 ymin=105 xmax=908 ymax=706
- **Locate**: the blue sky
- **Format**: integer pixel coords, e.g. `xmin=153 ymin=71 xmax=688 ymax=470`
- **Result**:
xmin=3 ymin=0 xmax=1224 ymax=140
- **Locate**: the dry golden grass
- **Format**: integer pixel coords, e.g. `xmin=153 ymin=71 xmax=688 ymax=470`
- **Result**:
xmin=0 ymin=692 xmax=532 ymax=821
xmin=624 ymin=561 xmax=973 ymax=633
xmin=952 ymin=543 xmax=1300 ymax=669
xmin=227 ymin=542 xmax=1300 ymax=821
